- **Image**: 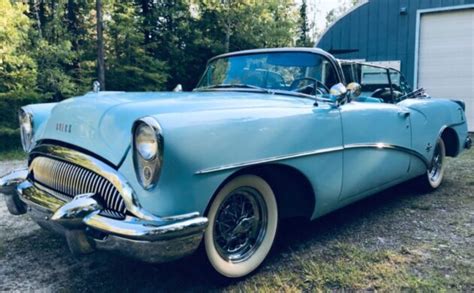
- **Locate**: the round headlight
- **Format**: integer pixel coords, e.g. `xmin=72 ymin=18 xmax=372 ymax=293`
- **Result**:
xmin=132 ymin=118 xmax=163 ymax=189
xmin=19 ymin=108 xmax=34 ymax=152
xmin=135 ymin=123 xmax=158 ymax=160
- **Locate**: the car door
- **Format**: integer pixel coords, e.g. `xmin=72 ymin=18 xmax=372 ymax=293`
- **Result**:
xmin=338 ymin=101 xmax=412 ymax=200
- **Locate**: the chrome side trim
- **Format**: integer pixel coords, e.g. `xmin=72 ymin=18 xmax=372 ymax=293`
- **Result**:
xmin=30 ymin=144 xmax=156 ymax=221
xmin=195 ymin=143 xmax=431 ymax=175
xmin=195 ymin=146 xmax=344 ymax=175
xmin=344 ymin=143 xmax=430 ymax=167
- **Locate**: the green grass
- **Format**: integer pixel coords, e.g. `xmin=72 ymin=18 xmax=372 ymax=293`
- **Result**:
xmin=226 ymin=244 xmax=443 ymax=292
xmin=0 ymin=149 xmax=27 ymax=161
xmin=225 ymin=149 xmax=474 ymax=292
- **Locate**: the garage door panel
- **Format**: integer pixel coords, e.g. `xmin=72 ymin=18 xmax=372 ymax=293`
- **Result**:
xmin=418 ymin=8 xmax=474 ymax=131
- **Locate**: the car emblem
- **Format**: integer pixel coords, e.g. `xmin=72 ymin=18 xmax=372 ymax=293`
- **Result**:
xmin=56 ymin=123 xmax=72 ymax=133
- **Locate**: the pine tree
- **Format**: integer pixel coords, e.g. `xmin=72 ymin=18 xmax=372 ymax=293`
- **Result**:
xmin=297 ymin=0 xmax=313 ymax=47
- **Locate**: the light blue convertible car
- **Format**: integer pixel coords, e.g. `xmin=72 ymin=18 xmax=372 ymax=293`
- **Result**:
xmin=0 ymin=48 xmax=471 ymax=278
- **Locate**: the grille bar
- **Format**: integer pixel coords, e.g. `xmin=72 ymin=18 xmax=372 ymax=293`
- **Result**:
xmin=31 ymin=156 xmax=126 ymax=215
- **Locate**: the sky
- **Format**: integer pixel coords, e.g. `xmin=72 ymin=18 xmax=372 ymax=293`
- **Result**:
xmin=301 ymin=0 xmax=355 ymax=38
xmin=312 ymin=0 xmax=344 ymax=29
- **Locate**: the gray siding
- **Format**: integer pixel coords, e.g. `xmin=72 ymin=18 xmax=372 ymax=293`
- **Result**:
xmin=317 ymin=0 xmax=474 ymax=87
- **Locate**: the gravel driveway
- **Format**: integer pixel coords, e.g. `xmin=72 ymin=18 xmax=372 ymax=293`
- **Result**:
xmin=1 ymin=150 xmax=473 ymax=291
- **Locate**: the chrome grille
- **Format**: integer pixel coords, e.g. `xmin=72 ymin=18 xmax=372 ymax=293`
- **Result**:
xmin=31 ymin=156 xmax=126 ymax=214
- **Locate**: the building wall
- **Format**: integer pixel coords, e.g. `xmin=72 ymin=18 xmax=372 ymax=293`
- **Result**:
xmin=316 ymin=0 xmax=474 ymax=88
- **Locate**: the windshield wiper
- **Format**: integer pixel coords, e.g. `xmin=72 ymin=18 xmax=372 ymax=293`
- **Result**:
xmin=195 ymin=83 xmax=273 ymax=94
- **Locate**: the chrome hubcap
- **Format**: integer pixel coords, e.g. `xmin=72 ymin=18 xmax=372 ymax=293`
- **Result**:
xmin=428 ymin=143 xmax=443 ymax=182
xmin=213 ymin=187 xmax=267 ymax=263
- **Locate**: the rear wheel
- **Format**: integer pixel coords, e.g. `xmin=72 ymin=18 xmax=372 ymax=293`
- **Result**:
xmin=417 ymin=138 xmax=446 ymax=190
xmin=204 ymin=175 xmax=278 ymax=278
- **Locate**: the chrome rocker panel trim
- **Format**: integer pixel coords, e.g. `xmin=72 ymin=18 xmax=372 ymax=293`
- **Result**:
xmin=16 ymin=180 xmax=208 ymax=262
xmin=196 ymin=143 xmax=430 ymax=175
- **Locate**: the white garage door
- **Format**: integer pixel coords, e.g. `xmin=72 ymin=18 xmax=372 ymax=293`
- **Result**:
xmin=417 ymin=8 xmax=474 ymax=131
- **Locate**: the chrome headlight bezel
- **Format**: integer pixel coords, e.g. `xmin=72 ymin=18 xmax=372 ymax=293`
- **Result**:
xmin=19 ymin=108 xmax=34 ymax=152
xmin=132 ymin=117 xmax=163 ymax=190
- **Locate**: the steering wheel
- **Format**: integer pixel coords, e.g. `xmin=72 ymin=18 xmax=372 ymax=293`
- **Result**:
xmin=289 ymin=77 xmax=329 ymax=95
xmin=371 ymin=88 xmax=393 ymax=103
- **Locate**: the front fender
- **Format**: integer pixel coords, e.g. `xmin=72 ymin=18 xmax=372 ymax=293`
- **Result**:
xmin=23 ymin=102 xmax=57 ymax=148
xmin=119 ymin=104 xmax=343 ymax=218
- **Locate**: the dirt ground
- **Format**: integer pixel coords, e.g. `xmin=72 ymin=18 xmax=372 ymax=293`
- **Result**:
xmin=0 ymin=150 xmax=473 ymax=292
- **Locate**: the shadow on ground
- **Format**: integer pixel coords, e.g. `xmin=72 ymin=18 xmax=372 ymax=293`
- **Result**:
xmin=1 ymin=178 xmax=425 ymax=292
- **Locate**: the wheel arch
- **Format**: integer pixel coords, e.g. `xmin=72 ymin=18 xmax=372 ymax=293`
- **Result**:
xmin=440 ymin=126 xmax=459 ymax=157
xmin=204 ymin=163 xmax=316 ymax=220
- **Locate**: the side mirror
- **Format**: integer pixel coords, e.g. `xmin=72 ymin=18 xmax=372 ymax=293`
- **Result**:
xmin=329 ymin=83 xmax=347 ymax=96
xmin=173 ymin=84 xmax=183 ymax=92
xmin=347 ymin=82 xmax=362 ymax=98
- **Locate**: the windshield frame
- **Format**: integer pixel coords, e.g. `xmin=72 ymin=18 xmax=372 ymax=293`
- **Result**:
xmin=194 ymin=48 xmax=345 ymax=97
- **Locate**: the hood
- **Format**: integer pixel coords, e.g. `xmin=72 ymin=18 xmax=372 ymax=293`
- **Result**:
xmin=40 ymin=91 xmax=312 ymax=165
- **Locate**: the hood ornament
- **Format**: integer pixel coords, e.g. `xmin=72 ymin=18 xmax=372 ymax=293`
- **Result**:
xmin=93 ymin=81 xmax=101 ymax=93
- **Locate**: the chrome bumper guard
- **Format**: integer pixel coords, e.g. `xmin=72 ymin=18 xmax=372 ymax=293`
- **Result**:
xmin=0 ymin=168 xmax=28 ymax=215
xmin=1 ymin=171 xmax=208 ymax=263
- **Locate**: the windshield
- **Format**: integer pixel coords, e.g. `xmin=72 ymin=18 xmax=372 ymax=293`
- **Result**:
xmin=196 ymin=52 xmax=339 ymax=96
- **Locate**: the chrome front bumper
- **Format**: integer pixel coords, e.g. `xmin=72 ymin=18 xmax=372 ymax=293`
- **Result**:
xmin=1 ymin=169 xmax=208 ymax=263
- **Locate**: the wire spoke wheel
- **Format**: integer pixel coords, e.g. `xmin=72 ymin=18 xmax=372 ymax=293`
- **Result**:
xmin=213 ymin=187 xmax=267 ymax=263
xmin=428 ymin=143 xmax=443 ymax=183
xmin=419 ymin=138 xmax=446 ymax=190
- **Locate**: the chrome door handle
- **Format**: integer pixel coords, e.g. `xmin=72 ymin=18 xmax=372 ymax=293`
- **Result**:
xmin=398 ymin=110 xmax=410 ymax=118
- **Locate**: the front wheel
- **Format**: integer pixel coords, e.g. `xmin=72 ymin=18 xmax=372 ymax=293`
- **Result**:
xmin=417 ymin=138 xmax=446 ymax=190
xmin=204 ymin=175 xmax=278 ymax=278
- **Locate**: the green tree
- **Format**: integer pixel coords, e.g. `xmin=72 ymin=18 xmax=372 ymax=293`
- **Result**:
xmin=0 ymin=0 xmax=41 ymax=151
xmin=325 ymin=0 xmax=359 ymax=28
xmin=26 ymin=0 xmax=95 ymax=100
xmin=296 ymin=0 xmax=313 ymax=47
xmin=0 ymin=0 xmax=37 ymax=92
xmin=187 ymin=0 xmax=297 ymax=88
xmin=106 ymin=1 xmax=168 ymax=91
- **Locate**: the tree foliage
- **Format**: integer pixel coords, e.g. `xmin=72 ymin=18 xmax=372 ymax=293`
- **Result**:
xmin=0 ymin=0 xmax=306 ymax=150
xmin=325 ymin=0 xmax=359 ymax=28
xmin=296 ymin=0 xmax=312 ymax=47
xmin=0 ymin=0 xmax=37 ymax=92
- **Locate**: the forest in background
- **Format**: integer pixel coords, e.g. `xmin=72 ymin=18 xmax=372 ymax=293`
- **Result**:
xmin=0 ymin=0 xmax=355 ymax=151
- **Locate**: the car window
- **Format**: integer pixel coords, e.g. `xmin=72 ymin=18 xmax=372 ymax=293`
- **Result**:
xmin=341 ymin=63 xmax=356 ymax=84
xmin=389 ymin=69 xmax=411 ymax=94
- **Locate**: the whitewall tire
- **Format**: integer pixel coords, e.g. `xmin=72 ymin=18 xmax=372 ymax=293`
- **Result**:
xmin=419 ymin=138 xmax=446 ymax=190
xmin=204 ymin=175 xmax=278 ymax=278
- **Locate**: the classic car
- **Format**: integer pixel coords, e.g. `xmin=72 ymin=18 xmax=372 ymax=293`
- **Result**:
xmin=0 ymin=48 xmax=471 ymax=278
